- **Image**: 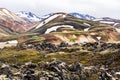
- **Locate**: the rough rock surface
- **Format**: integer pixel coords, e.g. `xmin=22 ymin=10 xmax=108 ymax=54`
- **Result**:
xmin=0 ymin=59 xmax=119 ymax=80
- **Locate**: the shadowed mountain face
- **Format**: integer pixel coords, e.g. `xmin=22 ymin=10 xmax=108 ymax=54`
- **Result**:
xmin=0 ymin=8 xmax=34 ymax=37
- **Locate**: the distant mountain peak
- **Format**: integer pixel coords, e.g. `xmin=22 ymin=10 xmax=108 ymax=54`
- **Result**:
xmin=16 ymin=11 xmax=42 ymax=22
xmin=70 ymin=12 xmax=96 ymax=20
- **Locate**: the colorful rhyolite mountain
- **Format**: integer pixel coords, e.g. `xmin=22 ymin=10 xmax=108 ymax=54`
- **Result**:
xmin=93 ymin=17 xmax=120 ymax=27
xmin=0 ymin=8 xmax=120 ymax=44
xmin=26 ymin=12 xmax=120 ymax=44
xmin=0 ymin=8 xmax=33 ymax=35
xmin=16 ymin=12 xmax=96 ymax=21
xmin=16 ymin=11 xmax=120 ymax=28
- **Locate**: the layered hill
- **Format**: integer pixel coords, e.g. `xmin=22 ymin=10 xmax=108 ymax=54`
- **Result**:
xmin=70 ymin=13 xmax=120 ymax=28
xmin=94 ymin=17 xmax=120 ymax=27
xmin=16 ymin=11 xmax=120 ymax=29
xmin=25 ymin=12 xmax=120 ymax=44
xmin=0 ymin=13 xmax=119 ymax=80
xmin=0 ymin=13 xmax=120 ymax=43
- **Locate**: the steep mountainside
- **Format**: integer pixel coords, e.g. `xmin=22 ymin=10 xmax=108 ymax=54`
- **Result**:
xmin=1 ymin=13 xmax=120 ymax=44
xmin=16 ymin=11 xmax=54 ymax=23
xmin=0 ymin=8 xmax=33 ymax=34
xmin=16 ymin=11 xmax=42 ymax=22
xmin=26 ymin=12 xmax=120 ymax=44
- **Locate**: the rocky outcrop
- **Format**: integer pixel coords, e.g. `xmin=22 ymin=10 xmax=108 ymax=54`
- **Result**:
xmin=35 ymin=42 xmax=59 ymax=53
xmin=0 ymin=59 xmax=119 ymax=80
xmin=82 ymin=42 xmax=120 ymax=52
xmin=35 ymin=41 xmax=79 ymax=53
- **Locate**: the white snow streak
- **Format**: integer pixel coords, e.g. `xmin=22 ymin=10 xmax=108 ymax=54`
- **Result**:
xmin=45 ymin=25 xmax=74 ymax=34
xmin=84 ymin=28 xmax=90 ymax=31
xmin=113 ymin=23 xmax=119 ymax=26
xmin=100 ymin=21 xmax=115 ymax=24
xmin=35 ymin=14 xmax=62 ymax=29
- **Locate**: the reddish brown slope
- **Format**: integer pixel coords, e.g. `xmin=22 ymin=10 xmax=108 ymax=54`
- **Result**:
xmin=0 ymin=8 xmax=34 ymax=33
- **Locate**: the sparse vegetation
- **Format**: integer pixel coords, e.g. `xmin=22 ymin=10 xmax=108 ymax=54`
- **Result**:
xmin=69 ymin=37 xmax=77 ymax=43
xmin=0 ymin=12 xmax=120 ymax=80
xmin=0 ymin=42 xmax=119 ymax=67
xmin=0 ymin=42 xmax=120 ymax=80
xmin=0 ymin=48 xmax=40 ymax=64
xmin=0 ymin=32 xmax=39 ymax=42
xmin=23 ymin=36 xmax=45 ymax=44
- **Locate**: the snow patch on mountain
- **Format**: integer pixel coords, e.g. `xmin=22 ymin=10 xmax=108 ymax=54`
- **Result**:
xmin=113 ymin=23 xmax=119 ymax=26
xmin=70 ymin=12 xmax=96 ymax=20
xmin=45 ymin=25 xmax=74 ymax=34
xmin=35 ymin=14 xmax=63 ymax=29
xmin=16 ymin=11 xmax=42 ymax=22
xmin=93 ymin=17 xmax=120 ymax=26
xmin=100 ymin=21 xmax=115 ymax=24
xmin=93 ymin=18 xmax=115 ymax=24
xmin=84 ymin=28 xmax=90 ymax=31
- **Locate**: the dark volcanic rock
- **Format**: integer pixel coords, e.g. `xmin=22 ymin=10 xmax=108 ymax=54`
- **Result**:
xmin=82 ymin=42 xmax=120 ymax=52
xmin=0 ymin=59 xmax=119 ymax=80
xmin=35 ymin=42 xmax=59 ymax=53
xmin=58 ymin=42 xmax=68 ymax=47
xmin=99 ymin=70 xmax=115 ymax=80
xmin=0 ymin=42 xmax=120 ymax=80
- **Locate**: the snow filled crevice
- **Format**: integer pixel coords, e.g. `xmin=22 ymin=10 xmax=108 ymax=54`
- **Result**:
xmin=35 ymin=14 xmax=62 ymax=29
xmin=45 ymin=25 xmax=74 ymax=34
